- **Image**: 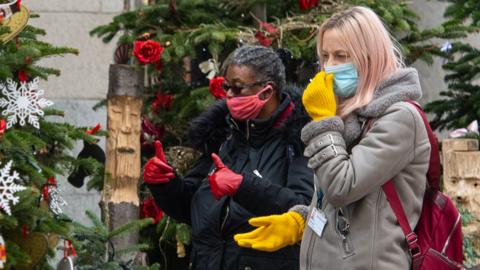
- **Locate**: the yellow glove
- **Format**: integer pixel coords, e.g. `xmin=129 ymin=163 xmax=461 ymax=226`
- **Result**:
xmin=234 ymin=211 xmax=305 ymax=252
xmin=302 ymin=71 xmax=336 ymax=121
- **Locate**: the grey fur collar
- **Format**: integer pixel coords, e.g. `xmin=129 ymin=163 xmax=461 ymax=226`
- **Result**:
xmin=356 ymin=68 xmax=421 ymax=118
xmin=343 ymin=68 xmax=422 ymax=146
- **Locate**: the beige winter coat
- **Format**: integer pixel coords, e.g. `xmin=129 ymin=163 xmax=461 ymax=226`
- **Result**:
xmin=292 ymin=68 xmax=430 ymax=270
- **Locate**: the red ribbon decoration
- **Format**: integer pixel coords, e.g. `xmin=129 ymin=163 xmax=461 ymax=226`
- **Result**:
xmin=17 ymin=0 xmax=21 ymax=9
xmin=64 ymin=240 xmax=77 ymax=258
xmin=86 ymin=123 xmax=101 ymax=135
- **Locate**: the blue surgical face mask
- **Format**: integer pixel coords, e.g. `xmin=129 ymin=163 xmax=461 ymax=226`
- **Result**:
xmin=324 ymin=63 xmax=358 ymax=97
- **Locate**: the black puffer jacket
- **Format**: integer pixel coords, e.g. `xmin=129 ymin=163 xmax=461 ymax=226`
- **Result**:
xmin=148 ymin=87 xmax=314 ymax=270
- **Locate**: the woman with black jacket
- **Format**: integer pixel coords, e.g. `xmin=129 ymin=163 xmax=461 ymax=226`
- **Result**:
xmin=144 ymin=45 xmax=314 ymax=270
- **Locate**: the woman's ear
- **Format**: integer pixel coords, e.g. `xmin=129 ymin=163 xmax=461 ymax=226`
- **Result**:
xmin=258 ymin=83 xmax=274 ymax=100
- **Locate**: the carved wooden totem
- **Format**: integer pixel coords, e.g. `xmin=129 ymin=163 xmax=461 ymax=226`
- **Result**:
xmin=443 ymin=139 xmax=480 ymax=223
xmin=102 ymin=64 xmax=143 ymax=262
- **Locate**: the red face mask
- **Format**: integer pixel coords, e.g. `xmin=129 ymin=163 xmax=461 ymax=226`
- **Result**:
xmin=226 ymin=85 xmax=273 ymax=120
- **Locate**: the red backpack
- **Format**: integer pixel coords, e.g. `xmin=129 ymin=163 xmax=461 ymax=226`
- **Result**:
xmin=381 ymin=101 xmax=464 ymax=270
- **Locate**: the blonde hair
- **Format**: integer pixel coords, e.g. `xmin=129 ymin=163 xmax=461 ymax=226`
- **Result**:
xmin=317 ymin=6 xmax=405 ymax=117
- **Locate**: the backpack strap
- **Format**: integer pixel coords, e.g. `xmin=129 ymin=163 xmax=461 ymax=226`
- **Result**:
xmin=405 ymin=101 xmax=441 ymax=190
xmin=381 ymin=101 xmax=440 ymax=259
xmin=383 ymin=181 xmax=422 ymax=258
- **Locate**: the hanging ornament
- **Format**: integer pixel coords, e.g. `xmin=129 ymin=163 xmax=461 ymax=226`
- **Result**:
xmin=440 ymin=41 xmax=453 ymax=53
xmin=67 ymin=125 xmax=105 ymax=188
xmin=0 ymin=160 xmax=25 ymax=215
xmin=114 ymin=43 xmax=133 ymax=65
xmin=0 ymin=235 xmax=6 ymax=270
xmin=0 ymin=0 xmax=29 ymax=43
xmin=57 ymin=240 xmax=76 ymax=270
xmin=0 ymin=77 xmax=54 ymax=129
xmin=10 ymin=231 xmax=48 ymax=270
xmin=440 ymin=41 xmax=453 ymax=64
xmin=41 ymin=177 xmax=67 ymax=216
xmin=56 ymin=257 xmax=74 ymax=270
xmin=198 ymin=58 xmax=219 ymax=80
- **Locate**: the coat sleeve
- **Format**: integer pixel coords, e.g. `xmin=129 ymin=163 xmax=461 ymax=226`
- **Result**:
xmin=232 ymin=155 xmax=314 ymax=216
xmin=301 ymin=103 xmax=421 ymax=208
xmin=147 ymin=154 xmax=213 ymax=224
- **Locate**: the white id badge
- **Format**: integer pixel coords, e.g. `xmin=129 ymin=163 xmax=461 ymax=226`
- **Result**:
xmin=307 ymin=208 xmax=327 ymax=237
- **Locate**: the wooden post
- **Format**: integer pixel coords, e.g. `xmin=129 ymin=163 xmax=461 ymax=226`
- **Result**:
xmin=102 ymin=64 xmax=143 ymax=263
xmin=442 ymin=138 xmax=480 ymax=266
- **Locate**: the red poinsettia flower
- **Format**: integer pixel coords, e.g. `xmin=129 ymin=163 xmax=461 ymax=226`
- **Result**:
xmin=260 ymin=22 xmax=278 ymax=35
xmin=133 ymin=40 xmax=165 ymax=64
xmin=151 ymin=91 xmax=174 ymax=112
xmin=209 ymin=76 xmax=227 ymax=100
xmin=299 ymin=0 xmax=318 ymax=10
xmin=140 ymin=198 xmax=164 ymax=224
xmin=255 ymin=31 xmax=273 ymax=47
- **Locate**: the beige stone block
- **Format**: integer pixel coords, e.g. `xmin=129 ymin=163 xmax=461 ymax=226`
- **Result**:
xmin=26 ymin=12 xmax=119 ymax=99
xmin=101 ymin=0 xmax=124 ymax=13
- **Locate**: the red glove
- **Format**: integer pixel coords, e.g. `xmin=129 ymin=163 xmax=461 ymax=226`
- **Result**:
xmin=143 ymin=141 xmax=175 ymax=184
xmin=208 ymin=153 xmax=243 ymax=200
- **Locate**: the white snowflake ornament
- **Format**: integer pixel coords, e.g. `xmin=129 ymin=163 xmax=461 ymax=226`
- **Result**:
xmin=0 ymin=77 xmax=54 ymax=129
xmin=0 ymin=160 xmax=25 ymax=215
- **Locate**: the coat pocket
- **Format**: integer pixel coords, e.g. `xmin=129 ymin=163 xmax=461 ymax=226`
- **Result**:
xmin=335 ymin=208 xmax=356 ymax=259
xmin=238 ymin=255 xmax=299 ymax=270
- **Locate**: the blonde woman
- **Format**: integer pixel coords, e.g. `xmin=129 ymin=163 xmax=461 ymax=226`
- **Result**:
xmin=234 ymin=6 xmax=430 ymax=269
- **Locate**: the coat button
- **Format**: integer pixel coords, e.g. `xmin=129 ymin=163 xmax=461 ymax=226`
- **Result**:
xmin=244 ymin=267 xmax=252 ymax=270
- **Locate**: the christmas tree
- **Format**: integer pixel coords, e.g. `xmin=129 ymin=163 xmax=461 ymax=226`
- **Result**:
xmin=89 ymin=0 xmax=475 ymax=268
xmin=0 ymin=1 xmax=104 ymax=269
xmin=424 ymin=0 xmax=480 ymax=130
